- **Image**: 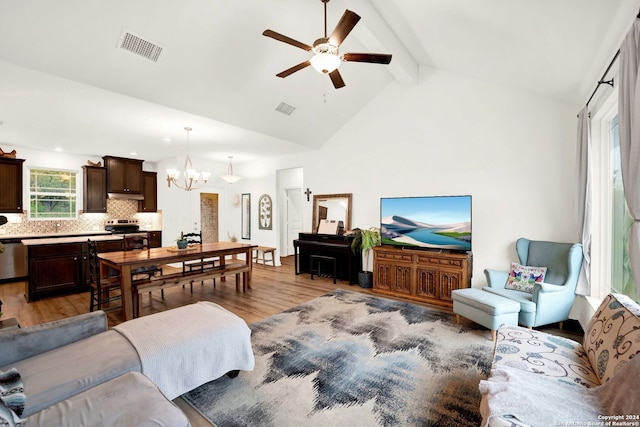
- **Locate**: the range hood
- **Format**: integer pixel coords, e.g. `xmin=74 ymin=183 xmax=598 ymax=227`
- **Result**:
xmin=108 ymin=192 xmax=144 ymax=201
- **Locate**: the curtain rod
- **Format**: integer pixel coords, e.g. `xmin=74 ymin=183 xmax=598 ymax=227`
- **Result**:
xmin=584 ymin=49 xmax=619 ymax=108
xmin=581 ymin=9 xmax=640 ymax=111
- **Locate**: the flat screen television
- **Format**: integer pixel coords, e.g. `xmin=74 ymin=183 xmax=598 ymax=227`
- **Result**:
xmin=380 ymin=195 xmax=472 ymax=251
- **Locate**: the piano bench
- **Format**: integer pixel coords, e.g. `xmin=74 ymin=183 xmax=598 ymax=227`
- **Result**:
xmin=310 ymin=255 xmax=337 ymax=284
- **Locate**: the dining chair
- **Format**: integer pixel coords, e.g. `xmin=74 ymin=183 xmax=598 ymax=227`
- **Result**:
xmin=181 ymin=231 xmax=218 ymax=291
xmin=88 ymin=239 xmax=122 ymax=312
xmin=123 ymin=234 xmax=164 ymax=299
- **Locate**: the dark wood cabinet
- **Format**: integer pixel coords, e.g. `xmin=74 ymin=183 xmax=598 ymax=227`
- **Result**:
xmin=138 ymin=171 xmax=158 ymax=212
xmin=373 ymin=246 xmax=472 ymax=309
xmin=28 ymin=243 xmax=83 ymax=301
xmin=27 ymin=238 xmax=125 ymax=301
xmin=147 ymin=231 xmax=162 ymax=248
xmin=103 ymin=156 xmax=143 ymax=195
xmin=0 ymin=158 xmax=25 ymax=213
xmin=82 ymin=166 xmax=107 ymax=213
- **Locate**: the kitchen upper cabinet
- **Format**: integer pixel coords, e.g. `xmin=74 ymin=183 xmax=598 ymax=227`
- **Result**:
xmin=82 ymin=166 xmax=107 ymax=213
xmin=103 ymin=156 xmax=143 ymax=195
xmin=0 ymin=157 xmax=25 ymax=213
xmin=138 ymin=171 xmax=157 ymax=212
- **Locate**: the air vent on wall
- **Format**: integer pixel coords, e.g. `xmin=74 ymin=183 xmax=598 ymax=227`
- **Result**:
xmin=118 ymin=29 xmax=164 ymax=62
xmin=275 ymin=101 xmax=296 ymax=116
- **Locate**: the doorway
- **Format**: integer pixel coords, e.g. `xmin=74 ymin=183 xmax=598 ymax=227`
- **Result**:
xmin=284 ymin=188 xmax=303 ymax=255
xmin=200 ymin=193 xmax=219 ymax=243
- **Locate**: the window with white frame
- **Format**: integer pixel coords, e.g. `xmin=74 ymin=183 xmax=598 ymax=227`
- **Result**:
xmin=609 ymin=114 xmax=635 ymax=299
xmin=592 ymin=91 xmax=638 ymax=302
xmin=29 ymin=168 xmax=78 ymax=219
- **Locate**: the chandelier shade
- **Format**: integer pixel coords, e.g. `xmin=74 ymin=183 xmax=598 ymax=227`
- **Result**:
xmin=166 ymin=127 xmax=210 ymax=191
xmin=219 ymin=156 xmax=242 ymax=184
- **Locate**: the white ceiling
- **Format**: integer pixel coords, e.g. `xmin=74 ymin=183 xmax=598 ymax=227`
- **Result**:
xmin=0 ymin=0 xmax=637 ymax=164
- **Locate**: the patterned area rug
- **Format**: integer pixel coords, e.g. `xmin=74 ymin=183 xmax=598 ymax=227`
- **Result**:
xmin=182 ymin=289 xmax=494 ymax=426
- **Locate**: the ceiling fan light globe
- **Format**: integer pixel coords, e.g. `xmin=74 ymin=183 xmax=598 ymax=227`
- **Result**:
xmin=310 ymin=52 xmax=341 ymax=74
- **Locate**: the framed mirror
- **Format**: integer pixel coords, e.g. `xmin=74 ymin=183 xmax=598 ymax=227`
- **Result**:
xmin=241 ymin=193 xmax=251 ymax=239
xmin=312 ymin=193 xmax=352 ymax=234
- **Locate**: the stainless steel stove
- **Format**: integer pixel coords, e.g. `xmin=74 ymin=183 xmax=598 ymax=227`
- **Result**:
xmin=104 ymin=219 xmax=145 ymax=235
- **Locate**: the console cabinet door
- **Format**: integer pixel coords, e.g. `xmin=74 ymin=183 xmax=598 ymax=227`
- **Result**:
xmin=0 ymin=158 xmax=24 ymax=213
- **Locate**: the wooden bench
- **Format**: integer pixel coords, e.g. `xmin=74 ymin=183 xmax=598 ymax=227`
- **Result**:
xmin=253 ymin=246 xmax=276 ymax=266
xmin=131 ymin=263 xmax=250 ymax=317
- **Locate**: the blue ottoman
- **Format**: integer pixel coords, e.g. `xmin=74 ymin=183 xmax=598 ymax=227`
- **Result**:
xmin=452 ymin=288 xmax=520 ymax=341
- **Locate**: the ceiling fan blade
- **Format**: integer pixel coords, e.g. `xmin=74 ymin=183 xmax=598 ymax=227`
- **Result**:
xmin=329 ymin=10 xmax=361 ymax=46
xmin=263 ymin=29 xmax=312 ymax=51
xmin=342 ymin=52 xmax=392 ymax=64
xmin=329 ymin=69 xmax=346 ymax=89
xmin=276 ymin=61 xmax=311 ymax=78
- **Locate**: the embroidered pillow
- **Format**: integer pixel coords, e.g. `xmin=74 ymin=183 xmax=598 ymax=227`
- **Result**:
xmin=504 ymin=262 xmax=547 ymax=293
xmin=0 ymin=368 xmax=25 ymax=426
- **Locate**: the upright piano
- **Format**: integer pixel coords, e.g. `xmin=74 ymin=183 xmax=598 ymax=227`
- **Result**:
xmin=294 ymin=232 xmax=361 ymax=284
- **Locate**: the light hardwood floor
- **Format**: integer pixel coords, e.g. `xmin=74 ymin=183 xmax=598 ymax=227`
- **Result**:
xmin=0 ymin=256 xmax=580 ymax=426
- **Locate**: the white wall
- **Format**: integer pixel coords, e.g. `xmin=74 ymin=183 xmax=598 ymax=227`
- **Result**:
xmin=10 ymin=66 xmax=579 ymax=288
xmin=231 ymin=67 xmax=578 ymax=286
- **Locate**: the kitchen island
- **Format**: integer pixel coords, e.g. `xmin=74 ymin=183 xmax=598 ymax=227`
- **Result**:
xmin=1 ymin=231 xmax=112 ymax=284
xmin=22 ymin=233 xmax=124 ymax=301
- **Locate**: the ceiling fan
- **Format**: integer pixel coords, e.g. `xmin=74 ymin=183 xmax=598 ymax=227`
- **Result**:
xmin=262 ymin=0 xmax=392 ymax=89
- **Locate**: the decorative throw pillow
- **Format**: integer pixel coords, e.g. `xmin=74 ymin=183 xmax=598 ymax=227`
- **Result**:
xmin=584 ymin=293 xmax=640 ymax=383
xmin=0 ymin=368 xmax=25 ymax=426
xmin=504 ymin=262 xmax=547 ymax=293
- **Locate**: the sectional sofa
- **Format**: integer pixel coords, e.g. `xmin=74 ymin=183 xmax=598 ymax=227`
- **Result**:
xmin=0 ymin=301 xmax=255 ymax=426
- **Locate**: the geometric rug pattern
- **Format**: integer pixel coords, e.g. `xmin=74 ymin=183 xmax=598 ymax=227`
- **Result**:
xmin=182 ymin=289 xmax=494 ymax=426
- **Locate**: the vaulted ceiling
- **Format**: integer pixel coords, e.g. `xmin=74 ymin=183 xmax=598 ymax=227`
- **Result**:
xmin=0 ymin=0 xmax=636 ymax=163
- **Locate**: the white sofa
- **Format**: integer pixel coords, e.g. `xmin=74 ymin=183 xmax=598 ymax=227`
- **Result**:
xmin=479 ymin=293 xmax=640 ymax=426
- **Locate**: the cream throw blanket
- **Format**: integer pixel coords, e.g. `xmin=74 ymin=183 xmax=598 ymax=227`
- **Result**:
xmin=114 ymin=301 xmax=255 ymax=399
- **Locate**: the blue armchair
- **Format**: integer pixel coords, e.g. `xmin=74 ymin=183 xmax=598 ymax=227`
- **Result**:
xmin=483 ymin=238 xmax=583 ymax=328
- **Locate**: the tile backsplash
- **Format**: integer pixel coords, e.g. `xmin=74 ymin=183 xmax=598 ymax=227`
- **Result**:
xmin=0 ymin=199 xmax=162 ymax=235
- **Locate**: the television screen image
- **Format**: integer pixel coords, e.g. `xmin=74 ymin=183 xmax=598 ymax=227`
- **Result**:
xmin=380 ymin=195 xmax=471 ymax=251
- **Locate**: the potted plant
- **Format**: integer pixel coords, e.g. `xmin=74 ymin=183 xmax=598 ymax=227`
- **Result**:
xmin=348 ymin=227 xmax=381 ymax=288
xmin=176 ymin=232 xmax=188 ymax=249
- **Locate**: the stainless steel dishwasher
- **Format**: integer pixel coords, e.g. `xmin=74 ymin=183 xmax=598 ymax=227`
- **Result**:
xmin=0 ymin=239 xmax=28 ymax=282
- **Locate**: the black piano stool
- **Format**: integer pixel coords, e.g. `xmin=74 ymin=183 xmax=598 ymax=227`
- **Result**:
xmin=310 ymin=255 xmax=337 ymax=284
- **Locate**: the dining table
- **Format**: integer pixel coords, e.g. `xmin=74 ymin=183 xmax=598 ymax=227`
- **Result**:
xmin=98 ymin=241 xmax=257 ymax=320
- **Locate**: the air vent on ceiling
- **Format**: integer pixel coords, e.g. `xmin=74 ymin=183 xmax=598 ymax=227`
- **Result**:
xmin=118 ymin=29 xmax=164 ymax=62
xmin=275 ymin=102 xmax=296 ymax=116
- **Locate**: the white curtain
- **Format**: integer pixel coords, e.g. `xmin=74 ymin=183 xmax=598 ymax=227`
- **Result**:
xmin=619 ymin=18 xmax=640 ymax=299
xmin=574 ymin=107 xmax=591 ymax=295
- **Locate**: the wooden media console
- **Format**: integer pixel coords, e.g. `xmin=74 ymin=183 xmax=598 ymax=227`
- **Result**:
xmin=372 ymin=245 xmax=472 ymax=309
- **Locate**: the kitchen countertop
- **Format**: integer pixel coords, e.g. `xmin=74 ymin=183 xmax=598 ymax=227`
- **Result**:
xmin=0 ymin=231 xmax=112 ymax=241
xmin=20 ymin=233 xmax=123 ymax=246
